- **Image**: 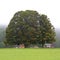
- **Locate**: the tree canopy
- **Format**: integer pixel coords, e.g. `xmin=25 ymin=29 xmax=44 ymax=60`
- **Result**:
xmin=4 ymin=10 xmax=56 ymax=47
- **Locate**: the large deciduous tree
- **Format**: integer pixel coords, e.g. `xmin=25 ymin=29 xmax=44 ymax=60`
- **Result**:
xmin=4 ymin=10 xmax=56 ymax=47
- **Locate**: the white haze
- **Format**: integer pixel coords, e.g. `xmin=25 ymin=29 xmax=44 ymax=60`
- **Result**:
xmin=0 ymin=0 xmax=60 ymax=29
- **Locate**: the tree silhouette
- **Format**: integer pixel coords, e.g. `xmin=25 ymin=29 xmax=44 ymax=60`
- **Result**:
xmin=4 ymin=10 xmax=56 ymax=47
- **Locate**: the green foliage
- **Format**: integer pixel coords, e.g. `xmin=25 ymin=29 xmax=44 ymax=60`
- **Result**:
xmin=5 ymin=10 xmax=56 ymax=47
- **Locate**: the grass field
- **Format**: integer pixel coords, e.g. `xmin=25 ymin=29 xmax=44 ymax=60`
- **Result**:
xmin=0 ymin=48 xmax=60 ymax=60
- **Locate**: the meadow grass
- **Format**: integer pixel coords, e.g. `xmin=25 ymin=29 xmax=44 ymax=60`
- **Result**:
xmin=0 ymin=48 xmax=60 ymax=60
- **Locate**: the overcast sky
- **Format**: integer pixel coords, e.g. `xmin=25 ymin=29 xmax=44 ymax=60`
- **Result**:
xmin=0 ymin=0 xmax=60 ymax=29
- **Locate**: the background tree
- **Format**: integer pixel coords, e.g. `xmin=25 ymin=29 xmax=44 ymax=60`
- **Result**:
xmin=0 ymin=25 xmax=6 ymax=47
xmin=5 ymin=10 xmax=56 ymax=47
